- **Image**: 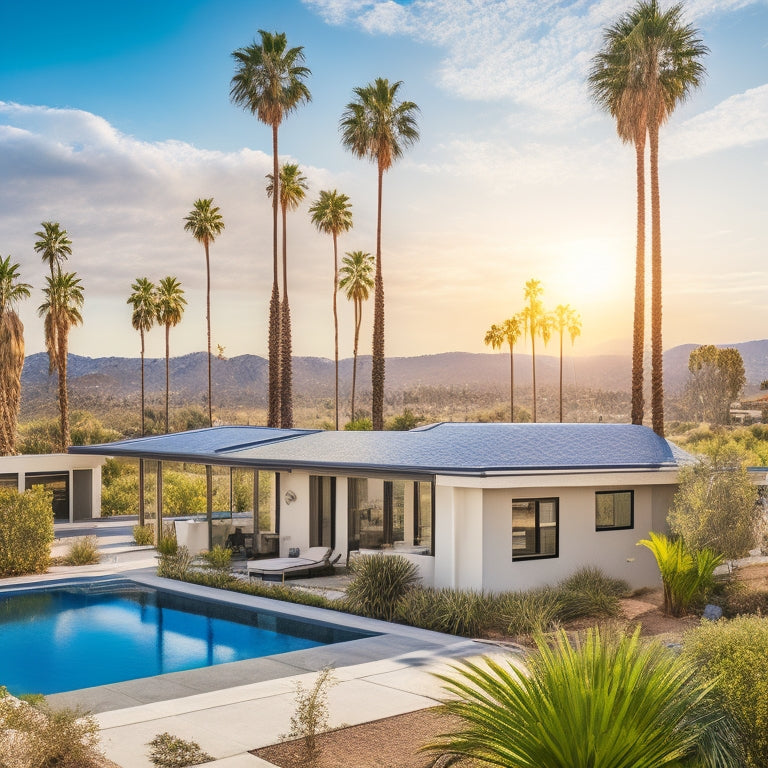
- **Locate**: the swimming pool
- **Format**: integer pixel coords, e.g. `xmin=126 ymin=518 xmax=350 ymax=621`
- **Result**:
xmin=0 ymin=578 xmax=372 ymax=696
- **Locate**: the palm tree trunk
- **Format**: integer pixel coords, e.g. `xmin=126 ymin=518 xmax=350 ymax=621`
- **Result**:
xmin=508 ymin=340 xmax=514 ymax=423
xmin=58 ymin=328 xmax=70 ymax=451
xmin=351 ymin=297 xmax=361 ymax=421
xmin=531 ymin=334 xmax=537 ymax=423
xmin=205 ymin=240 xmax=213 ymax=428
xmin=650 ymin=122 xmax=664 ymax=437
xmin=333 ymin=232 xmax=339 ymax=430
xmin=280 ymin=203 xmax=293 ymax=428
xmin=559 ymin=331 xmax=564 ymax=423
xmin=267 ymin=122 xmax=281 ymax=428
xmin=164 ymin=323 xmax=170 ymax=434
xmin=631 ymin=135 xmax=647 ymax=426
xmin=372 ymin=163 xmax=385 ymax=431
xmin=140 ymin=328 xmax=146 ymax=437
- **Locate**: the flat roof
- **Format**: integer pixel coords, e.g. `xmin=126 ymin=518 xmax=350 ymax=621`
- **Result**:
xmin=69 ymin=422 xmax=691 ymax=477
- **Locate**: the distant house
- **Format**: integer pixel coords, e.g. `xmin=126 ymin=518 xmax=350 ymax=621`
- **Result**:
xmin=0 ymin=453 xmax=104 ymax=522
xmin=71 ymin=423 xmax=716 ymax=591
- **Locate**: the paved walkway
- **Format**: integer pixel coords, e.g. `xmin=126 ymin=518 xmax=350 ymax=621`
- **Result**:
xmin=3 ymin=519 xmax=514 ymax=768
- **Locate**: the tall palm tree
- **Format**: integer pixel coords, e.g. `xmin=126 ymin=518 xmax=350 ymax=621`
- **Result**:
xmin=589 ymin=16 xmax=649 ymax=427
xmin=590 ymin=1 xmax=707 ymax=437
xmin=156 ymin=276 xmax=187 ymax=434
xmin=309 ymin=189 xmax=354 ymax=429
xmin=0 ymin=256 xmax=32 ymax=455
xmin=340 ymin=78 xmax=420 ymax=430
xmin=127 ymin=278 xmax=158 ymax=436
xmin=552 ymin=304 xmax=582 ymax=423
xmin=184 ymin=198 xmax=225 ymax=428
xmin=38 ymin=272 xmax=84 ymax=451
xmin=338 ymin=250 xmax=374 ymax=422
xmin=33 ymin=221 xmax=72 ymax=280
xmin=267 ymin=163 xmax=307 ymax=428
xmin=230 ymin=30 xmax=311 ymax=428
xmin=484 ymin=314 xmax=523 ymax=422
xmin=522 ymin=279 xmax=552 ymax=423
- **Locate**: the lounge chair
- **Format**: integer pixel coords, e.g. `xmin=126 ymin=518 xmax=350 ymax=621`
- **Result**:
xmin=246 ymin=546 xmax=334 ymax=582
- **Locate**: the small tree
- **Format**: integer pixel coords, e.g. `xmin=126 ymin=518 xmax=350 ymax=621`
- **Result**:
xmin=0 ymin=486 xmax=53 ymax=576
xmin=669 ymin=443 xmax=761 ymax=560
xmin=282 ymin=667 xmax=336 ymax=767
xmin=686 ymin=345 xmax=745 ymax=424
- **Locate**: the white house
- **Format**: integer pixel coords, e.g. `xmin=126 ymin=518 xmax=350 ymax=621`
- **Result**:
xmin=0 ymin=452 xmax=104 ymax=523
xmin=70 ymin=422 xmax=724 ymax=591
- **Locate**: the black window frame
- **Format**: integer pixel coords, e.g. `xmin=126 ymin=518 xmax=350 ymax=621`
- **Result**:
xmin=511 ymin=497 xmax=559 ymax=561
xmin=595 ymin=490 xmax=634 ymax=531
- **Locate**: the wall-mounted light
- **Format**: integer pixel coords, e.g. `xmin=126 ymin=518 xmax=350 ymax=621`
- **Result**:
xmin=284 ymin=490 xmax=297 ymax=505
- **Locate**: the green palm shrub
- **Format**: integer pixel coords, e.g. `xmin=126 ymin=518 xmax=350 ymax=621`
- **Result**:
xmin=683 ymin=616 xmax=768 ymax=767
xmin=424 ymin=627 xmax=741 ymax=768
xmin=63 ymin=535 xmax=100 ymax=565
xmin=395 ymin=588 xmax=493 ymax=637
xmin=0 ymin=486 xmax=54 ymax=577
xmin=638 ymin=531 xmax=723 ymax=617
xmin=344 ymin=554 xmax=420 ymax=621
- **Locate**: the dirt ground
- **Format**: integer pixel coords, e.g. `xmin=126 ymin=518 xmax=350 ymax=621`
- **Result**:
xmin=253 ymin=565 xmax=767 ymax=768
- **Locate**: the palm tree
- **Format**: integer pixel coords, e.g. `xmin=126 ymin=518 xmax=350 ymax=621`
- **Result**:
xmin=184 ymin=198 xmax=225 ymax=428
xmin=589 ymin=16 xmax=649 ymax=427
xmin=38 ymin=272 xmax=84 ymax=451
xmin=590 ymin=2 xmax=707 ymax=437
xmin=267 ymin=163 xmax=307 ymax=428
xmin=230 ymin=30 xmax=311 ymax=428
xmin=156 ymin=276 xmax=187 ymax=434
xmin=309 ymin=190 xmax=354 ymax=429
xmin=484 ymin=315 xmax=523 ymax=422
xmin=552 ymin=305 xmax=582 ymax=423
xmin=522 ymin=279 xmax=552 ymax=423
xmin=424 ymin=627 xmax=741 ymax=768
xmin=33 ymin=221 xmax=72 ymax=280
xmin=340 ymin=78 xmax=420 ymax=430
xmin=127 ymin=278 xmax=158 ymax=436
xmin=0 ymin=256 xmax=32 ymax=455
xmin=338 ymin=250 xmax=374 ymax=422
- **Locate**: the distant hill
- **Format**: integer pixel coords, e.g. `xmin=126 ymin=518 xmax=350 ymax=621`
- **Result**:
xmin=20 ymin=339 xmax=768 ymax=414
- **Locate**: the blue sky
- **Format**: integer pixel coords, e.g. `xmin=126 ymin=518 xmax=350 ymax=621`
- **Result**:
xmin=0 ymin=0 xmax=766 ymax=364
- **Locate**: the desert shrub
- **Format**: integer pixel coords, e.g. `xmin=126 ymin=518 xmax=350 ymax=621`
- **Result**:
xmin=386 ymin=408 xmax=423 ymax=431
xmin=147 ymin=732 xmax=213 ymax=768
xmin=282 ymin=667 xmax=336 ymax=767
xmin=63 ymin=536 xmax=100 ymax=566
xmin=0 ymin=486 xmax=54 ymax=577
xmin=0 ymin=690 xmax=104 ymax=768
xmin=683 ymin=616 xmax=768 ymax=767
xmin=396 ymin=587 xmax=494 ymax=637
xmin=157 ymin=547 xmax=195 ymax=580
xmin=162 ymin=471 xmax=206 ymax=516
xmin=558 ymin=566 xmax=630 ymax=598
xmin=101 ymin=458 xmax=138 ymax=517
xmin=344 ymin=554 xmax=420 ymax=621
xmin=721 ymin=586 xmax=768 ymax=618
xmin=638 ymin=531 xmax=723 ymax=617
xmin=344 ymin=417 xmax=372 ymax=431
xmin=200 ymin=544 xmax=231 ymax=571
xmin=133 ymin=523 xmax=155 ymax=546
xmin=157 ymin=532 xmax=178 ymax=557
xmin=499 ymin=587 xmax=563 ymax=636
xmin=557 ymin=566 xmax=629 ymax=621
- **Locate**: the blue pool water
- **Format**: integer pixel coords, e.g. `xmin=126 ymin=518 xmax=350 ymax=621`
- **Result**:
xmin=0 ymin=581 xmax=370 ymax=696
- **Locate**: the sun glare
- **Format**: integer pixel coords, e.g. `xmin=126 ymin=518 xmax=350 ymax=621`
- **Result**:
xmin=548 ymin=241 xmax=631 ymax=304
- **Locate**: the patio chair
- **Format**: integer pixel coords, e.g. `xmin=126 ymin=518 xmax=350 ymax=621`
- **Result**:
xmin=246 ymin=546 xmax=334 ymax=583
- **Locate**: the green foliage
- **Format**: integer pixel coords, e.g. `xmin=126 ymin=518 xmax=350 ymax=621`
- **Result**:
xmin=162 ymin=470 xmax=206 ymax=516
xmin=0 ymin=486 xmax=54 ymax=577
xmin=101 ymin=457 xmax=138 ymax=516
xmin=0 ymin=693 xmax=104 ymax=768
xmin=157 ymin=547 xmax=195 ymax=580
xmin=386 ymin=408 xmax=423 ymax=431
xmin=344 ymin=554 xmax=420 ymax=621
xmin=147 ymin=732 xmax=213 ymax=768
xmin=638 ymin=531 xmax=724 ymax=617
xmin=395 ymin=588 xmax=493 ymax=637
xmin=557 ymin=566 xmax=629 ymax=621
xmin=499 ymin=587 xmax=563 ymax=636
xmin=721 ymin=586 xmax=768 ymax=618
xmin=282 ymin=667 xmax=336 ymax=767
xmin=16 ymin=412 xmax=121 ymax=454
xmin=669 ymin=445 xmax=761 ymax=560
xmin=425 ymin=627 xmax=741 ymax=768
xmin=683 ymin=616 xmax=768 ymax=767
xmin=63 ymin=535 xmax=100 ymax=566
xmin=671 ymin=424 xmax=768 ymax=466
xmin=686 ymin=345 xmax=746 ymax=424
xmin=200 ymin=544 xmax=231 ymax=570
xmin=157 ymin=531 xmax=178 ymax=557
xmin=344 ymin=417 xmax=372 ymax=431
xmin=133 ymin=523 xmax=155 ymax=546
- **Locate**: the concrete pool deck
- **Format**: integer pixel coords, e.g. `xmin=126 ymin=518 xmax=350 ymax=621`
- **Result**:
xmin=3 ymin=521 xmax=518 ymax=768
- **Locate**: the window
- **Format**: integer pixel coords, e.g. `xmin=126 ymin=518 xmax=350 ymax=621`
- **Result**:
xmin=596 ymin=490 xmax=634 ymax=530
xmin=310 ymin=476 xmax=335 ymax=548
xmin=512 ymin=498 xmax=558 ymax=560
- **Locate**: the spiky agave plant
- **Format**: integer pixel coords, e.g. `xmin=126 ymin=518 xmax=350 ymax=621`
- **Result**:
xmin=424 ymin=627 xmax=741 ymax=768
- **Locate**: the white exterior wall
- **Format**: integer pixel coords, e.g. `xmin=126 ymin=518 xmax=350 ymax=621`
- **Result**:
xmin=0 ymin=453 xmax=104 ymax=522
xmin=276 ymin=472 xmax=310 ymax=556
